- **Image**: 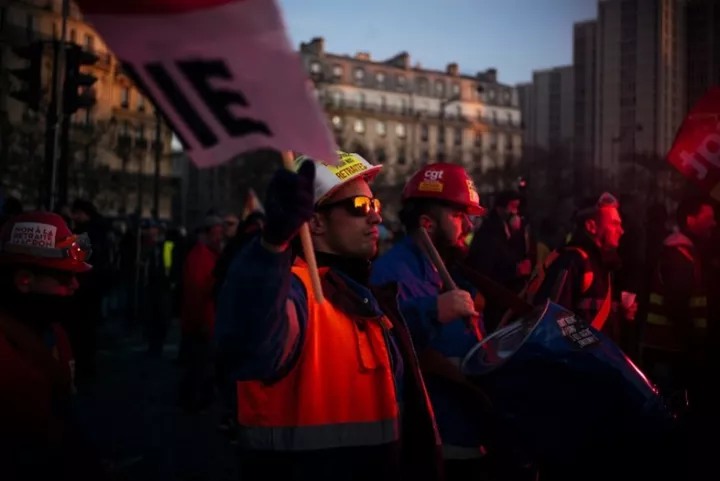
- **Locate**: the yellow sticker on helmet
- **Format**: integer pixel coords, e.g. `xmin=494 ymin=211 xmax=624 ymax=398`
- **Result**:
xmin=319 ymin=151 xmax=368 ymax=181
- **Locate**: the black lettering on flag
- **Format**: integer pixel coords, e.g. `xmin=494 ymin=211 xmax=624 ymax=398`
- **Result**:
xmin=121 ymin=62 xmax=191 ymax=149
xmin=177 ymin=60 xmax=273 ymax=139
xmin=145 ymin=62 xmax=219 ymax=148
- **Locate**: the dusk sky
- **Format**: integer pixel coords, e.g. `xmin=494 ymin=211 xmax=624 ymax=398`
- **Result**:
xmin=279 ymin=0 xmax=598 ymax=85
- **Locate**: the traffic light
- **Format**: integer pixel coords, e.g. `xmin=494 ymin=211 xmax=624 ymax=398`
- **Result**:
xmin=10 ymin=42 xmax=44 ymax=110
xmin=63 ymin=43 xmax=98 ymax=115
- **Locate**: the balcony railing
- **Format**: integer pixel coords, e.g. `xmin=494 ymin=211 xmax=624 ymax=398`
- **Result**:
xmin=322 ymin=99 xmax=523 ymax=129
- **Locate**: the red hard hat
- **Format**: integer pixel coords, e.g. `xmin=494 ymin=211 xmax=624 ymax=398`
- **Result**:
xmin=402 ymin=163 xmax=485 ymax=216
xmin=0 ymin=212 xmax=92 ymax=273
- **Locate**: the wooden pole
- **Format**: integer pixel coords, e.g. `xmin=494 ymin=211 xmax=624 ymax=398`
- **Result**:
xmin=282 ymin=151 xmax=324 ymax=303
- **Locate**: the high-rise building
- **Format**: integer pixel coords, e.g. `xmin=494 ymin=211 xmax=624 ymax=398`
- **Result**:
xmin=686 ymin=0 xmax=720 ymax=109
xmin=573 ymin=20 xmax=598 ymax=184
xmin=525 ymin=66 xmax=575 ymax=151
xmin=0 ymin=0 xmax=178 ymax=219
xmin=595 ymin=0 xmax=687 ymax=190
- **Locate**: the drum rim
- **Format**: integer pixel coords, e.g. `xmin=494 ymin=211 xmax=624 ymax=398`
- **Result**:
xmin=460 ymin=300 xmax=551 ymax=374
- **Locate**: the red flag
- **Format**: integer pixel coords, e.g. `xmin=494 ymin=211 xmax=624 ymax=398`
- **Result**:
xmin=667 ymin=86 xmax=720 ymax=200
xmin=242 ymin=189 xmax=264 ymax=220
xmin=74 ymin=0 xmax=336 ymax=168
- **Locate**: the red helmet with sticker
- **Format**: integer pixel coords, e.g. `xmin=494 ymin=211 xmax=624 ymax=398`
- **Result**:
xmin=0 ymin=212 xmax=92 ymax=273
xmin=402 ymin=163 xmax=485 ymax=215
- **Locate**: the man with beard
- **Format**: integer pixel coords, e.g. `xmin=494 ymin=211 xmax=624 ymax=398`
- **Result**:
xmin=370 ymin=163 xmax=488 ymax=480
xmin=532 ymin=193 xmax=637 ymax=343
xmin=0 ymin=212 xmax=109 ymax=479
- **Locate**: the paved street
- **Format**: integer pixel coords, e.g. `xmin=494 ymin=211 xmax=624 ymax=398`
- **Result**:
xmin=73 ymin=320 xmax=239 ymax=481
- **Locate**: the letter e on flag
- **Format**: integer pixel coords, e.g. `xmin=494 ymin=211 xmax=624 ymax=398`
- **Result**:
xmin=74 ymin=0 xmax=338 ymax=167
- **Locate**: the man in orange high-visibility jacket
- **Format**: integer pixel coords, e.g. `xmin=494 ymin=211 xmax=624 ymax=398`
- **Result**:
xmin=215 ymin=152 xmax=443 ymax=481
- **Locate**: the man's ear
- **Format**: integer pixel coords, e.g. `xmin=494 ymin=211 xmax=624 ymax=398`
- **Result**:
xmin=13 ymin=269 xmax=34 ymax=294
xmin=420 ymin=214 xmax=435 ymax=234
xmin=584 ymin=218 xmax=597 ymax=236
xmin=309 ymin=212 xmax=326 ymax=236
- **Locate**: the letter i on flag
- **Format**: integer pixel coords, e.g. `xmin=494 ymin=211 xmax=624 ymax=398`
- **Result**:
xmin=667 ymin=86 xmax=720 ymax=200
xmin=74 ymin=0 xmax=338 ymax=169
xmin=242 ymin=188 xmax=265 ymax=220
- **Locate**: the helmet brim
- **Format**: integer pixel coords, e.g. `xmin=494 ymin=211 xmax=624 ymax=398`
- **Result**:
xmin=318 ymin=164 xmax=383 ymax=204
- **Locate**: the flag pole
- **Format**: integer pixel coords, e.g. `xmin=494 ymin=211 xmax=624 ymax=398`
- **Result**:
xmin=282 ymin=151 xmax=324 ymax=303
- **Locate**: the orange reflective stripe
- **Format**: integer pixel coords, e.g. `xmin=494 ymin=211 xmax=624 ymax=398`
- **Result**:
xmin=238 ymin=418 xmax=399 ymax=451
xmin=236 ymin=264 xmax=399 ymax=451
xmin=590 ymin=279 xmax=612 ymax=331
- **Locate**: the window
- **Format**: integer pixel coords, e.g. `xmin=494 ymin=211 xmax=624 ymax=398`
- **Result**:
xmin=454 ymin=128 xmax=462 ymax=145
xmin=400 ymin=98 xmax=408 ymax=113
xmin=435 ymin=81 xmax=444 ymax=96
xmin=359 ymin=93 xmax=366 ymax=107
xmin=330 ymin=91 xmax=342 ymax=106
xmin=380 ymin=96 xmax=387 ymax=110
xmin=376 ymin=121 xmax=387 ymax=137
xmin=397 ymin=150 xmax=407 ymax=165
xmin=396 ymin=75 xmax=406 ymax=90
xmin=353 ymin=119 xmax=365 ymax=134
xmin=421 ymin=124 xmax=429 ymax=142
xmin=488 ymin=89 xmax=497 ymax=101
xmin=492 ymin=111 xmax=498 ymax=124
xmin=121 ymin=121 xmax=130 ymax=135
xmin=84 ymin=109 xmax=92 ymax=125
xmin=69 ymin=29 xmax=76 ymax=43
xmin=332 ymin=65 xmax=343 ymax=77
xmin=331 ymin=116 xmax=342 ymax=129
xmin=456 ymin=105 xmax=462 ymax=117
xmin=506 ymin=112 xmax=513 ymax=125
xmin=310 ymin=61 xmax=321 ymax=73
xmin=416 ymin=78 xmax=428 ymax=95
xmin=376 ymin=72 xmax=385 ymax=86
xmin=121 ymin=87 xmax=130 ymax=107
xmin=84 ymin=34 xmax=94 ymax=52
xmin=452 ymin=83 xmax=460 ymax=96
xmin=474 ymin=133 xmax=483 ymax=147
xmin=137 ymin=124 xmax=147 ymax=139
xmin=438 ymin=127 xmax=445 ymax=143
xmin=354 ymin=68 xmax=365 ymax=82
xmin=375 ymin=148 xmax=387 ymax=164
xmin=396 ymin=123 xmax=406 ymax=138
xmin=137 ymin=95 xmax=145 ymax=111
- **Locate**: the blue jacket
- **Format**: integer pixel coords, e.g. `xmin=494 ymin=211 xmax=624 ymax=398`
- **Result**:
xmin=214 ymin=238 xmax=443 ymax=480
xmin=371 ymin=236 xmax=486 ymax=453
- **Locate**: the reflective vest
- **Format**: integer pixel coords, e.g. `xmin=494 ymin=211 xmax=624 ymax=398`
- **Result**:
xmin=236 ymin=262 xmax=400 ymax=451
xmin=515 ymin=247 xmax=611 ymax=331
xmin=163 ymin=240 xmax=174 ymax=276
xmin=644 ymin=244 xmax=708 ymax=352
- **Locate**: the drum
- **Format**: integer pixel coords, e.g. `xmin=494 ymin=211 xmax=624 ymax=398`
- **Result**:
xmin=462 ymin=301 xmax=683 ymax=478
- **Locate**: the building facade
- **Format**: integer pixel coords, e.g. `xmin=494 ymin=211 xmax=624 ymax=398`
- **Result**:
xmin=299 ymin=37 xmax=524 ymax=198
xmin=595 ymin=0 xmax=687 ymax=191
xmin=0 ymin=0 xmax=178 ymax=219
xmin=573 ymin=20 xmax=598 ymax=186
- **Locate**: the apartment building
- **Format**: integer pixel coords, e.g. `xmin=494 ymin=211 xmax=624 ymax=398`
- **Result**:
xmin=686 ymin=0 xmax=720 ymax=109
xmin=299 ymin=37 xmax=524 ymax=195
xmin=0 ymin=0 xmax=178 ymax=219
xmin=573 ymin=20 xmax=598 ymax=186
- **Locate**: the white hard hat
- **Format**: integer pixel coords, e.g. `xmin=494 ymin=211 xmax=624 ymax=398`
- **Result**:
xmin=294 ymin=151 xmax=382 ymax=204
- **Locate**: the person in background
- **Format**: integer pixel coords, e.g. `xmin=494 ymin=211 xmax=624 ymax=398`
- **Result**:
xmin=139 ymin=220 xmax=169 ymax=355
xmin=0 ymin=196 xmax=24 ymax=230
xmin=642 ymin=195 xmax=716 ymax=413
xmin=467 ymin=190 xmax=532 ymax=332
xmin=213 ymin=210 xmax=266 ymax=439
xmin=532 ymin=193 xmax=637 ymax=344
xmin=223 ymin=213 xmax=240 ymax=241
xmin=178 ymin=215 xmax=224 ymax=413
xmin=215 ymin=152 xmax=442 ymax=481
xmin=68 ymin=199 xmax=110 ymax=389
xmin=0 ymin=212 xmax=110 ymax=479
xmin=535 ymin=218 xmax=560 ymax=268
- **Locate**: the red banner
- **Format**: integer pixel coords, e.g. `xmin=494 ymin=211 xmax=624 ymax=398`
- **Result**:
xmin=667 ymin=86 xmax=720 ymax=200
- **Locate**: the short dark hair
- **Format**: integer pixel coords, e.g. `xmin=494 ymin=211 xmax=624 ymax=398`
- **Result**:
xmin=399 ymin=199 xmax=453 ymax=231
xmin=676 ymin=195 xmax=711 ymax=229
xmin=494 ymin=190 xmax=522 ymax=209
